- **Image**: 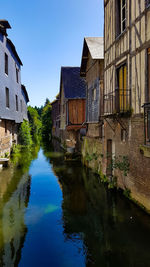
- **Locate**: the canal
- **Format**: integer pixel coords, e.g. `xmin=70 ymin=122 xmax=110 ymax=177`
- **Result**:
xmin=0 ymin=146 xmax=150 ymax=266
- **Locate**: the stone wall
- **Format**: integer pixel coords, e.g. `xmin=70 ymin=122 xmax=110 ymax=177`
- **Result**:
xmin=81 ymin=137 xmax=103 ymax=174
xmin=0 ymin=119 xmax=18 ymax=156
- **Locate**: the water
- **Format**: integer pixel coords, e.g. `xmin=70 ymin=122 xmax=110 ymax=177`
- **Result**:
xmin=0 ymin=146 xmax=150 ymax=266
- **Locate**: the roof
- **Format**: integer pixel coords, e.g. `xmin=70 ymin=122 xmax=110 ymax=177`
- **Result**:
xmin=0 ymin=20 xmax=11 ymax=29
xmin=80 ymin=37 xmax=104 ymax=77
xmin=61 ymin=67 xmax=86 ymax=99
xmin=0 ymin=20 xmax=11 ymax=36
xmin=7 ymin=38 xmax=23 ymax=66
xmin=21 ymin=84 xmax=29 ymax=102
xmin=51 ymin=98 xmax=59 ymax=105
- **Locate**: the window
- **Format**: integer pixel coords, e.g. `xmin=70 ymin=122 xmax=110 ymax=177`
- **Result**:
xmin=5 ymin=53 xmax=8 ymax=75
xmin=121 ymin=129 xmax=126 ymax=142
xmin=92 ymin=88 xmax=96 ymax=101
xmin=20 ymin=100 xmax=23 ymax=112
xmin=116 ymin=64 xmax=130 ymax=112
xmin=5 ymin=87 xmax=9 ymax=108
xmin=16 ymin=68 xmax=19 ymax=83
xmin=16 ymin=95 xmax=18 ymax=111
xmin=143 ymin=104 xmax=150 ymax=145
xmin=116 ymin=0 xmax=126 ymax=37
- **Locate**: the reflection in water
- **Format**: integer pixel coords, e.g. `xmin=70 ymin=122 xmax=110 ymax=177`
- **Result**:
xmin=0 ymin=146 xmax=39 ymax=267
xmin=1 ymin=142 xmax=150 ymax=266
xmin=47 ymin=142 xmax=150 ymax=267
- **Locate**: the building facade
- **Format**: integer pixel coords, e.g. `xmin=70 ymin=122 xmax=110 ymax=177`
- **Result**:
xmin=103 ymin=0 xmax=150 ymax=210
xmin=59 ymin=67 xmax=86 ymax=150
xmin=0 ymin=20 xmax=29 ymax=155
xmin=80 ymin=37 xmax=104 ymax=137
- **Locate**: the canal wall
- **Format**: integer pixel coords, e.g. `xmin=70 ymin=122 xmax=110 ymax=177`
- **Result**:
xmin=81 ymin=116 xmax=150 ymax=213
xmin=81 ymin=137 xmax=103 ymax=175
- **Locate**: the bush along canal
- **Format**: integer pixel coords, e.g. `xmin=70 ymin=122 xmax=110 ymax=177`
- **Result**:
xmin=1 ymin=145 xmax=150 ymax=266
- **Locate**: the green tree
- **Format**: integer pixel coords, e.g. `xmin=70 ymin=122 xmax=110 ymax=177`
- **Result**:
xmin=19 ymin=120 xmax=32 ymax=147
xmin=41 ymin=102 xmax=52 ymax=142
xmin=28 ymin=106 xmax=42 ymax=142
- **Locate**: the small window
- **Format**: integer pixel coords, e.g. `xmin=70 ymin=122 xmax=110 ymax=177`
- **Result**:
xmin=5 ymin=87 xmax=9 ymax=108
xmin=5 ymin=53 xmax=8 ymax=75
xmin=16 ymin=95 xmax=18 ymax=111
xmin=116 ymin=0 xmax=126 ymax=37
xmin=16 ymin=68 xmax=19 ymax=83
xmin=121 ymin=129 xmax=126 ymax=142
xmin=20 ymin=100 xmax=23 ymax=112
xmin=92 ymin=88 xmax=96 ymax=101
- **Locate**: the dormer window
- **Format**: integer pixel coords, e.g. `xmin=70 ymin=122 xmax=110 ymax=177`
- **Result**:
xmin=5 ymin=53 xmax=8 ymax=75
xmin=16 ymin=68 xmax=19 ymax=83
xmin=116 ymin=0 xmax=126 ymax=37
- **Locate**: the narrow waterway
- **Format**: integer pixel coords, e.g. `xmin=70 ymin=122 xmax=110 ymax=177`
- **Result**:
xmin=1 ymin=146 xmax=150 ymax=266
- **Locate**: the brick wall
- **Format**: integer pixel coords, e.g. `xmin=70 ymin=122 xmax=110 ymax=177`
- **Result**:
xmin=103 ymin=115 xmax=150 ymax=211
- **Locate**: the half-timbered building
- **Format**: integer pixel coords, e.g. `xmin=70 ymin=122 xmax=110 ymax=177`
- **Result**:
xmin=103 ymin=0 xmax=150 ymax=210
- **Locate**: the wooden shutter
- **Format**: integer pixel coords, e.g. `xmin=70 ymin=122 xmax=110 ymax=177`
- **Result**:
xmin=123 ymin=65 xmax=127 ymax=110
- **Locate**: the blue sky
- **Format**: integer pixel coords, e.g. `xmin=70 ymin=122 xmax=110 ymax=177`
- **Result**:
xmin=1 ymin=0 xmax=104 ymax=107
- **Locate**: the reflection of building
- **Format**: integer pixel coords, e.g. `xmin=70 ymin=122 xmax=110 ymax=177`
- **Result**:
xmin=0 ymin=169 xmax=31 ymax=266
xmin=0 ymin=20 xmax=29 ymax=155
xmin=50 ymin=156 xmax=150 ymax=267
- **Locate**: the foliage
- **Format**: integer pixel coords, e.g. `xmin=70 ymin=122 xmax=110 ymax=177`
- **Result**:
xmin=111 ymin=155 xmax=130 ymax=177
xmin=28 ymin=106 xmax=42 ymax=142
xmin=123 ymin=188 xmax=131 ymax=199
xmin=34 ymin=105 xmax=43 ymax=117
xmin=41 ymin=101 xmax=52 ymax=142
xmin=19 ymin=120 xmax=32 ymax=147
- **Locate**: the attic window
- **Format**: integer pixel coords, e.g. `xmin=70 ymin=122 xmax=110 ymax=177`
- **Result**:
xmin=5 ymin=53 xmax=8 ymax=75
